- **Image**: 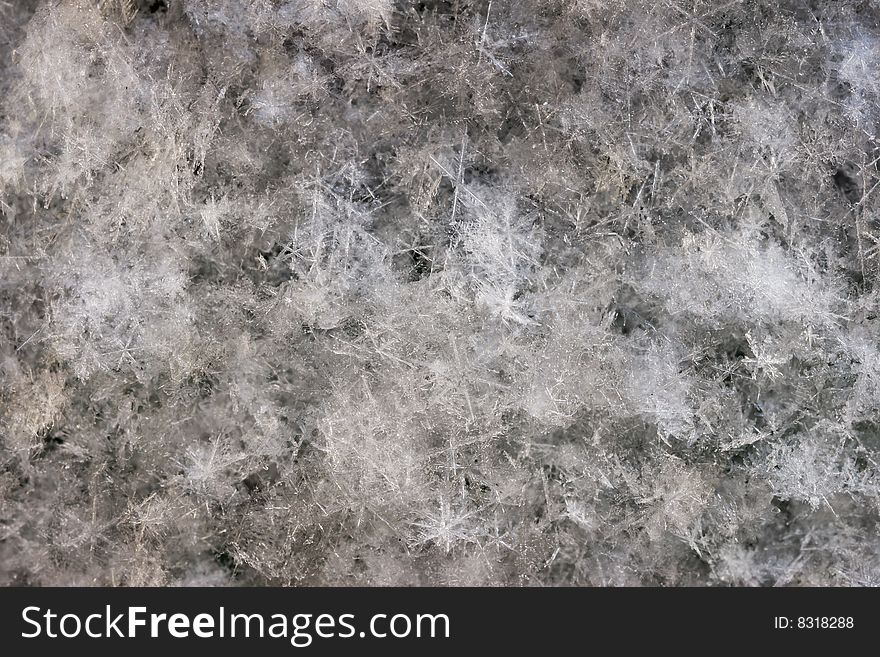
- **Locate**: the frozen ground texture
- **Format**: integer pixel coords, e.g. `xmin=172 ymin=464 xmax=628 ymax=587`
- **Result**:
xmin=1 ymin=0 xmax=879 ymax=586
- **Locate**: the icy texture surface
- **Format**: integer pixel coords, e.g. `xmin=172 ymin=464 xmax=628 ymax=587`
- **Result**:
xmin=1 ymin=0 xmax=879 ymax=585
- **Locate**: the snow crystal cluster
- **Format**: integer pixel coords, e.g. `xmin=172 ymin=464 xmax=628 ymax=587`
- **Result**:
xmin=1 ymin=0 xmax=879 ymax=585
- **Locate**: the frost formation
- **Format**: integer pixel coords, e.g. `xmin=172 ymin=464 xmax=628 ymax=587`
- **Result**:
xmin=1 ymin=0 xmax=879 ymax=585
